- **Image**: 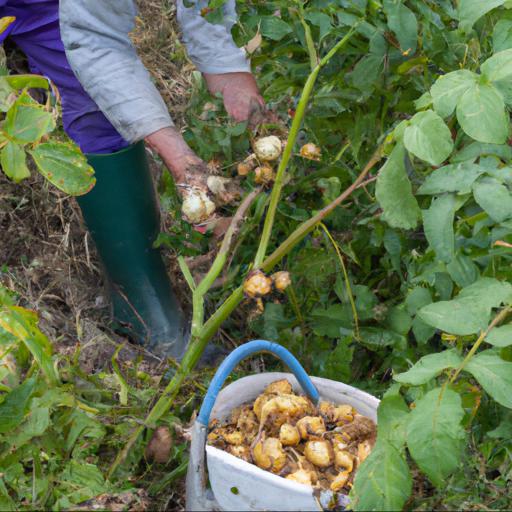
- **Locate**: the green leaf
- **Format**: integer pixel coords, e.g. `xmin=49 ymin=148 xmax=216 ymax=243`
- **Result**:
xmin=375 ymin=143 xmax=421 ymax=229
xmin=403 ymin=110 xmax=453 ymax=166
xmin=465 ymin=350 xmax=512 ymax=408
xmin=260 ymin=17 xmax=293 ymax=41
xmin=446 ymin=254 xmax=479 ymax=288
xmin=0 ymin=140 xmax=30 ymax=182
xmin=458 ymin=0 xmax=506 ymax=32
xmin=485 ymin=324 xmax=512 ymax=347
xmin=456 ymin=83 xmax=509 ymax=144
xmin=394 ymin=350 xmax=463 ymax=385
xmin=350 ymin=439 xmax=412 ymax=511
xmin=29 ymin=142 xmax=96 ymax=196
xmin=422 ymin=194 xmax=457 ymax=263
xmin=3 ymin=91 xmax=55 ymax=143
xmin=473 ymin=177 xmax=512 ymax=222
xmin=481 ymin=48 xmax=512 ymax=103
xmin=377 ymin=394 xmax=410 ymax=450
xmin=418 ymin=161 xmax=485 ymax=195
xmin=359 ymin=327 xmax=404 ymax=350
xmin=4 ymin=406 xmax=50 ymax=448
xmin=304 ymin=12 xmax=333 ymax=42
xmin=430 ymin=70 xmax=478 ymax=118
xmin=0 ymin=376 xmax=36 ymax=433
xmin=383 ymin=0 xmax=418 ymax=53
xmin=405 ymin=287 xmax=432 ymax=315
xmin=0 ymin=305 xmax=59 ymax=385
xmin=493 ymin=19 xmax=512 ymax=52
xmin=418 ymin=278 xmax=512 ymax=335
xmin=310 ymin=304 xmax=352 ymax=338
xmin=407 ymin=388 xmax=465 ymax=487
xmin=57 ymin=460 xmax=108 ymax=506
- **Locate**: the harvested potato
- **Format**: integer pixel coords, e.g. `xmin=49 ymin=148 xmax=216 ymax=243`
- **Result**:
xmin=286 ymin=469 xmax=317 ymax=486
xmin=207 ymin=379 xmax=375 ymax=497
xmin=280 ymin=423 xmax=300 ymax=446
xmin=330 ymin=471 xmax=350 ymax=492
xmin=304 ymin=440 xmax=333 ymax=468
xmin=296 ymin=416 xmax=326 ymax=440
xmin=265 ymin=379 xmax=292 ymax=395
xmin=252 ymin=436 xmax=287 ymax=473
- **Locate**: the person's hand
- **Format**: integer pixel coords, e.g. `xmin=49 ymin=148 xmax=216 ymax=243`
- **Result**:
xmin=203 ymin=72 xmax=266 ymax=126
xmin=145 ymin=127 xmax=208 ymax=191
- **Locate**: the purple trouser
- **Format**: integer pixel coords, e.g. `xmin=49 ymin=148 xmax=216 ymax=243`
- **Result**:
xmin=0 ymin=0 xmax=128 ymax=153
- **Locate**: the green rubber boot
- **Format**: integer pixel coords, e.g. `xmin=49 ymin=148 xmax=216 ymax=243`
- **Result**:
xmin=77 ymin=142 xmax=188 ymax=359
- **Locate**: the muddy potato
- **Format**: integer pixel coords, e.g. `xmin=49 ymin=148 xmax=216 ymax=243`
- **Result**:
xmin=236 ymin=406 xmax=258 ymax=437
xmin=357 ymin=439 xmax=372 ymax=463
xmin=319 ymin=401 xmax=354 ymax=424
xmin=243 ymin=270 xmax=273 ymax=298
xmin=279 ymin=423 xmax=300 ymax=446
xmin=330 ymin=470 xmax=350 ymax=492
xmin=224 ymin=429 xmax=244 ymax=446
xmin=181 ymin=188 xmax=216 ymax=224
xmin=228 ymin=445 xmax=252 ymax=462
xmin=271 ymin=271 xmax=291 ymax=292
xmin=254 ymin=164 xmax=275 ymax=185
xmin=253 ymin=393 xmax=273 ymax=420
xmin=252 ymin=437 xmax=287 ymax=473
xmin=145 ymin=426 xmax=173 ymax=464
xmin=286 ymin=469 xmax=318 ymax=486
xmin=254 ymin=135 xmax=282 ymax=161
xmin=334 ymin=449 xmax=354 ymax=472
xmin=304 ymin=440 xmax=333 ymax=468
xmin=264 ymin=379 xmax=292 ymax=395
xmin=299 ymin=142 xmax=321 ymax=161
xmin=260 ymin=394 xmax=312 ymax=428
xmin=296 ymin=416 xmax=326 ymax=440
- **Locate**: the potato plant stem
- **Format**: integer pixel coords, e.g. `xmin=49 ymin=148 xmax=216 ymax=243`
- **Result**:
xmin=449 ymin=305 xmax=512 ymax=384
xmin=253 ymin=25 xmax=359 ymax=267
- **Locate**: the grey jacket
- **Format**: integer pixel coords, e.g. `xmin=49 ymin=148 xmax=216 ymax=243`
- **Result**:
xmin=59 ymin=0 xmax=250 ymax=143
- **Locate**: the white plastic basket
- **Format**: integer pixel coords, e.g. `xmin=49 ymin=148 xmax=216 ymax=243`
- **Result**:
xmin=186 ymin=341 xmax=379 ymax=512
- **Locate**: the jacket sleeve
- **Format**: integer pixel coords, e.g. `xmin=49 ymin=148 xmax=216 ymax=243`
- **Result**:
xmin=176 ymin=0 xmax=250 ymax=74
xmin=59 ymin=0 xmax=174 ymax=143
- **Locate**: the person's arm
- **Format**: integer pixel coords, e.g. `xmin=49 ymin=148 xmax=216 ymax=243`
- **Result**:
xmin=59 ymin=0 xmax=205 ymax=184
xmin=177 ymin=0 xmax=265 ymax=123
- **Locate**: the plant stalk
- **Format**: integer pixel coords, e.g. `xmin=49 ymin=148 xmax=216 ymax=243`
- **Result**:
xmin=253 ymin=25 xmax=359 ymax=267
xmin=449 ymin=305 xmax=511 ymax=384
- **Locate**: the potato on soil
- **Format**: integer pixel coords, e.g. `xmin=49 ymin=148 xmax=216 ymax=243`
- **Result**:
xmin=299 ymin=142 xmax=321 ymax=161
xmin=254 ymin=164 xmax=275 ymax=185
xmin=145 ymin=426 xmax=173 ymax=464
xmin=253 ymin=135 xmax=282 ymax=161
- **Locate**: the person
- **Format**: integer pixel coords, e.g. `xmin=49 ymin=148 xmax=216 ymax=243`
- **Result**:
xmin=0 ymin=0 xmax=265 ymax=359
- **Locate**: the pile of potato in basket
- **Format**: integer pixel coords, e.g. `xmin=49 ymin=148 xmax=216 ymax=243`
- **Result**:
xmin=207 ymin=379 xmax=376 ymax=493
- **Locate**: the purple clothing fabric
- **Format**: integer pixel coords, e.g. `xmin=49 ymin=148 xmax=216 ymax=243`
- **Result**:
xmin=0 ymin=0 xmax=128 ymax=153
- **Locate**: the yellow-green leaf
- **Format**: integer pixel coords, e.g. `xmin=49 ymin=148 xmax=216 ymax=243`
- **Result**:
xmin=1 ymin=140 xmax=30 ymax=182
xmin=29 ymin=141 xmax=95 ymax=196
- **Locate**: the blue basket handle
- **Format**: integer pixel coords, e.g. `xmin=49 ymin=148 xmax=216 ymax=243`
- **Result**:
xmin=197 ymin=340 xmax=320 ymax=426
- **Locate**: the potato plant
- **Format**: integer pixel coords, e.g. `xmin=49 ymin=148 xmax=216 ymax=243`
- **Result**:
xmin=153 ymin=0 xmax=512 ymax=509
